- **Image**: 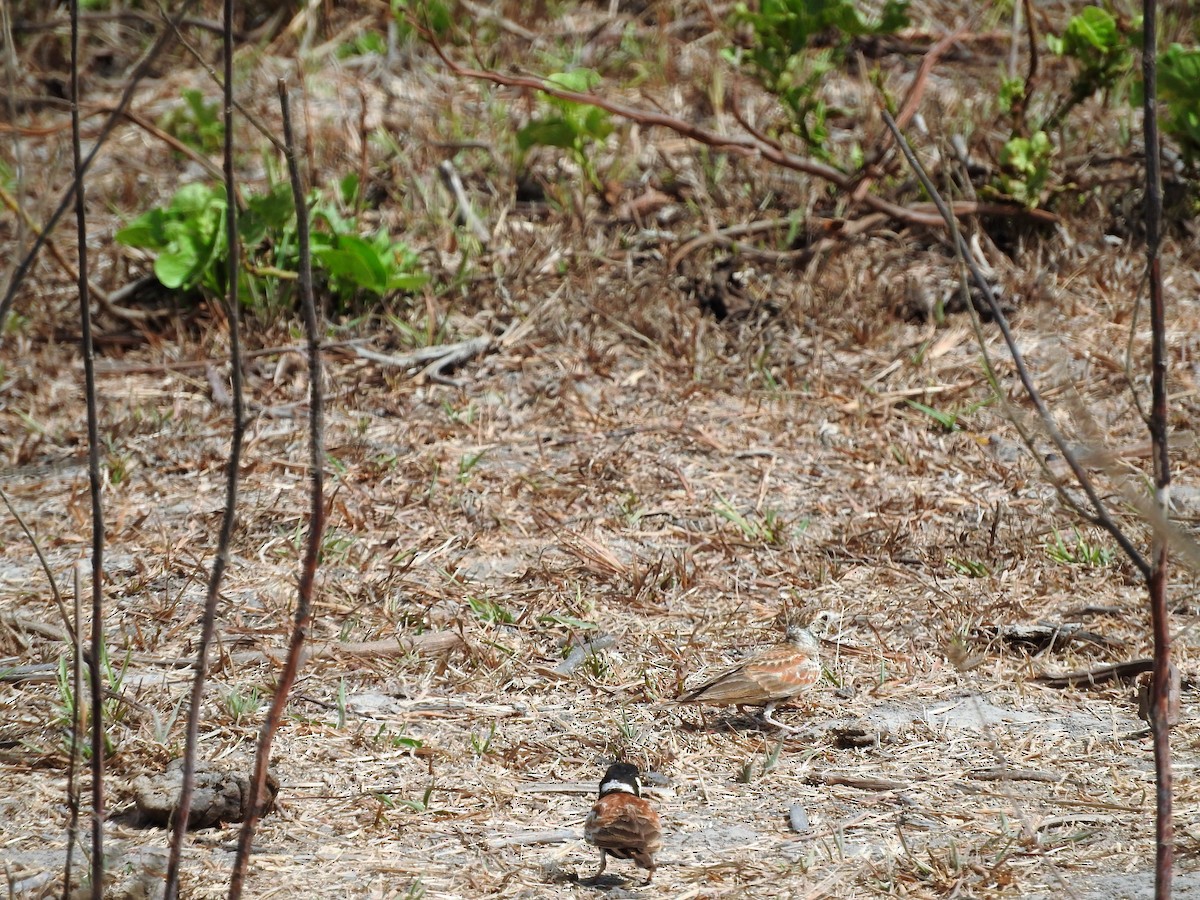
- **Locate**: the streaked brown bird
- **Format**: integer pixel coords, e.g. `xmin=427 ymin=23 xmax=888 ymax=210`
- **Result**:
xmin=581 ymin=762 xmax=663 ymax=885
xmin=678 ymin=621 xmax=824 ymax=732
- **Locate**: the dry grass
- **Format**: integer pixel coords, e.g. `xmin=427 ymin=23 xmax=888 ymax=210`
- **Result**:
xmin=3 ymin=2 xmax=1200 ymax=898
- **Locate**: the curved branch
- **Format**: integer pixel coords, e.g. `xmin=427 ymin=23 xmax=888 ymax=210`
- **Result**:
xmin=424 ymin=34 xmax=1057 ymax=231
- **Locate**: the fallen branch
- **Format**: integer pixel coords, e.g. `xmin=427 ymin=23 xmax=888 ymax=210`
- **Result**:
xmin=805 ymin=771 xmax=909 ymax=792
xmin=487 ymin=828 xmax=578 ymax=849
xmin=1034 ymin=658 xmax=1153 ymax=689
xmin=351 ymin=335 xmax=493 ymax=386
xmin=968 ymin=766 xmax=1059 ymax=783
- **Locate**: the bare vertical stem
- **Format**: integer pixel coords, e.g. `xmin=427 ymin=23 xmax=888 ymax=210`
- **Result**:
xmin=228 ymin=78 xmax=325 ymax=899
xmin=68 ymin=2 xmax=105 ymax=896
xmin=61 ymin=562 xmax=86 ymax=899
xmin=1141 ymin=1 xmax=1173 ymax=896
xmin=164 ymin=0 xmax=245 ymax=895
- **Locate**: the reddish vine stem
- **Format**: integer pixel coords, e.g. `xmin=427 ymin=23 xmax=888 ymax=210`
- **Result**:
xmin=227 ymin=78 xmax=325 ymax=899
xmin=849 ymin=22 xmax=967 ymax=203
xmin=423 ymin=32 xmax=1058 ymax=230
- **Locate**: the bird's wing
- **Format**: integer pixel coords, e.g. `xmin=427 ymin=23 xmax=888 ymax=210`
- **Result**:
xmin=741 ymin=644 xmax=820 ymax=700
xmin=680 ymin=644 xmax=818 ymax=703
xmin=679 ymin=662 xmax=763 ymax=703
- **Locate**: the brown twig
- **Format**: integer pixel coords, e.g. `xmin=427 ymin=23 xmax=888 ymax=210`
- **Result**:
xmin=68 ymin=3 xmax=105 ymax=895
xmin=668 ymin=213 xmax=888 ymax=270
xmin=1007 ymin=0 xmax=1040 ymax=135
xmin=228 ymin=78 xmax=326 ymax=900
xmin=0 ymin=487 xmax=74 ymax=645
xmin=1034 ymin=657 xmax=1153 ymax=688
xmin=101 ymin=104 xmax=226 ymax=182
xmin=223 ymin=633 xmax=465 ymax=669
xmin=850 ymin=22 xmax=968 ymax=203
xmin=61 ymin=562 xmax=85 ymax=900
xmin=1140 ymin=3 xmax=1173 ymax=896
xmin=164 ymin=0 xmax=245 ymax=894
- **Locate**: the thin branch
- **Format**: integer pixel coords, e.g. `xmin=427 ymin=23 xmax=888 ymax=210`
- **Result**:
xmin=61 ymin=562 xmax=85 ymax=900
xmin=0 ymin=487 xmax=74 ymax=644
xmin=228 ymin=78 xmax=326 ymax=899
xmin=1141 ymin=1 xmax=1173 ymax=895
xmin=164 ymin=0 xmax=246 ymax=893
xmin=850 ymin=21 xmax=969 ymax=203
xmin=438 ymin=159 xmax=491 ymax=244
xmin=68 ymin=1 xmax=105 ymax=896
xmin=880 ymin=109 xmax=1150 ymax=579
xmin=0 ymin=0 xmax=201 ymax=340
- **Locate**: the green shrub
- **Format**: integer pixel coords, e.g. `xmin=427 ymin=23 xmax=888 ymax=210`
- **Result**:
xmin=516 ymin=69 xmax=614 ymax=190
xmin=725 ymin=0 xmax=909 ymax=156
xmin=116 ymin=180 xmax=428 ymax=312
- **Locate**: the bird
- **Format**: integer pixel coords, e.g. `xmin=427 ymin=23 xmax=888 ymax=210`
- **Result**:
xmin=677 ymin=618 xmax=827 ymax=732
xmin=580 ymin=762 xmax=663 ymax=886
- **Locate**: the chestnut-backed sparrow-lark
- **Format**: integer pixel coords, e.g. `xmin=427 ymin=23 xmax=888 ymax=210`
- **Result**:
xmin=678 ymin=622 xmax=823 ymax=732
xmin=580 ymin=762 xmax=662 ymax=885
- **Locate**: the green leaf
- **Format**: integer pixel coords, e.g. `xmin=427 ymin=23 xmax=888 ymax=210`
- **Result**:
xmin=545 ymin=68 xmax=601 ymax=94
xmin=1064 ymin=6 xmax=1117 ymax=54
xmin=339 ymin=172 xmax=360 ymax=207
xmin=115 ymin=208 xmax=169 ymax=249
xmin=1159 ymin=44 xmax=1200 ymax=101
xmin=517 ymin=118 xmax=577 ymax=151
xmin=313 ymin=202 xmax=355 ymax=236
xmin=581 ymin=106 xmax=614 ymax=141
xmin=314 ymin=234 xmax=389 ymax=294
xmin=170 ymin=182 xmax=224 ymax=215
xmin=241 ymin=182 xmax=296 ymax=246
xmin=906 ymin=399 xmax=961 ymax=432
xmin=387 ymin=272 xmax=430 ymax=291
xmin=154 ymin=240 xmax=202 ymax=289
xmin=1157 ymin=44 xmax=1200 ymax=163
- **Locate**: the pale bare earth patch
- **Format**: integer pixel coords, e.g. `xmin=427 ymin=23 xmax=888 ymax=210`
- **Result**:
xmin=3 ymin=3 xmax=1200 ymax=898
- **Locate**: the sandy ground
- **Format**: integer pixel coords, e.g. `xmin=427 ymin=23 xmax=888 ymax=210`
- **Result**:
xmin=4 ymin=2 xmax=1200 ymax=897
